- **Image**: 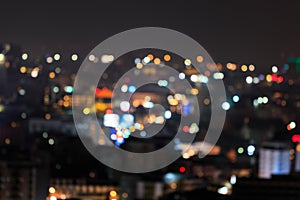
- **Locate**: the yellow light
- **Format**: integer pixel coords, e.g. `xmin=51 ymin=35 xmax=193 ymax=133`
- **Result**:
xmin=197 ymin=55 xmax=203 ymax=63
xmin=0 ymin=53 xmax=5 ymax=64
xmin=154 ymin=58 xmax=161 ymax=65
xmin=83 ymin=107 xmax=91 ymax=115
xmin=110 ymin=190 xmax=117 ymax=197
xmin=204 ymin=98 xmax=210 ymax=105
xmin=164 ymin=54 xmax=171 ymax=62
xmin=184 ymin=59 xmax=191 ymax=66
xmin=266 ymin=74 xmax=272 ymax=82
xmin=49 ymin=72 xmax=56 ymax=79
xmin=241 ymin=65 xmax=247 ymax=72
xmin=168 ymin=99 xmax=178 ymax=106
xmin=71 ymin=54 xmax=78 ymax=61
xmin=147 ymin=54 xmax=154 ymax=61
xmin=190 ymin=88 xmax=199 ymax=95
xmin=49 ymin=187 xmax=56 ymax=194
xmin=20 ymin=66 xmax=27 ymax=73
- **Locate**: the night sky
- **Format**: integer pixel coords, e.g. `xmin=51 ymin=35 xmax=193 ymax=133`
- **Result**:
xmin=1 ymin=0 xmax=300 ymax=67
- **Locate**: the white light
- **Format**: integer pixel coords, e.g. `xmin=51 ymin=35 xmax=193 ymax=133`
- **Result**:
xmin=120 ymin=101 xmax=130 ymax=112
xmin=71 ymin=54 xmax=78 ymax=61
xmin=164 ymin=110 xmax=172 ymax=119
xmin=222 ymin=102 xmax=230 ymax=111
xmin=247 ymin=145 xmax=255 ymax=156
xmin=257 ymin=97 xmax=263 ymax=104
xmin=64 ymin=86 xmax=73 ymax=93
xmin=89 ymin=54 xmax=96 ymax=62
xmin=140 ymin=131 xmax=147 ymax=137
xmin=246 ymin=76 xmax=253 ymax=84
xmin=53 ymin=86 xmax=59 ymax=93
xmin=179 ymin=73 xmax=185 ymax=80
xmin=262 ymin=96 xmax=268 ymax=104
xmin=104 ymin=114 xmax=120 ymax=128
xmin=190 ymin=74 xmax=198 ymax=82
xmin=21 ymin=53 xmax=28 ymax=61
xmin=272 ymin=66 xmax=278 ymax=73
xmin=213 ymin=72 xmax=224 ymax=80
xmin=19 ymin=89 xmax=26 ymax=96
xmin=253 ymin=77 xmax=260 ymax=84
xmin=199 ymin=75 xmax=208 ymax=84
xmin=230 ymin=175 xmax=237 ymax=185
xmin=290 ymin=121 xmax=296 ymax=129
xmin=134 ymin=58 xmax=141 ymax=64
xmin=31 ymin=69 xmax=39 ymax=78
xmin=48 ymin=138 xmax=55 ymax=145
xmin=101 ymin=55 xmax=114 ymax=63
xmin=54 ymin=53 xmax=60 ymax=61
xmin=143 ymin=101 xmax=154 ymax=108
xmin=253 ymin=99 xmax=259 ymax=107
xmin=143 ymin=56 xmax=150 ymax=64
xmin=217 ymin=186 xmax=228 ymax=195
xmin=50 ymin=196 xmax=57 ymax=200
xmin=121 ymin=84 xmax=128 ymax=93
xmin=232 ymin=95 xmax=240 ymax=103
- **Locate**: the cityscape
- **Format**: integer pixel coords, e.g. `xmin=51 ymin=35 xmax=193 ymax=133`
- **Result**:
xmin=1 ymin=1 xmax=300 ymax=200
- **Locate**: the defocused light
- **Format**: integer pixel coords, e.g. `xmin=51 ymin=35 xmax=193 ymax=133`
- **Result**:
xmin=21 ymin=53 xmax=28 ymax=61
xmin=184 ymin=59 xmax=191 ymax=66
xmin=110 ymin=190 xmax=117 ymax=197
xmin=120 ymin=101 xmax=130 ymax=112
xmin=147 ymin=54 xmax=154 ymax=61
xmin=247 ymin=145 xmax=255 ymax=156
xmin=20 ymin=66 xmax=27 ymax=74
xmin=64 ymin=86 xmax=73 ymax=93
xmin=164 ymin=110 xmax=172 ymax=119
xmin=31 ymin=67 xmax=39 ymax=78
xmin=134 ymin=58 xmax=141 ymax=64
xmin=53 ymin=86 xmax=59 ymax=93
xmin=232 ymin=95 xmax=240 ymax=103
xmin=18 ymin=88 xmax=26 ymax=96
xmin=290 ymin=121 xmax=296 ymax=130
xmin=121 ymin=84 xmax=128 ymax=93
xmin=45 ymin=113 xmax=51 ymax=120
xmin=140 ymin=131 xmax=147 ymax=137
xmin=164 ymin=54 xmax=171 ymax=61
xmin=43 ymin=132 xmax=48 ymax=138
xmin=154 ymin=58 xmax=161 ymax=65
xmin=197 ymin=55 xmax=203 ymax=63
xmin=246 ymin=76 xmax=253 ymax=84
xmin=128 ymin=85 xmax=136 ymax=93
xmin=48 ymin=138 xmax=55 ymax=145
xmin=218 ymin=186 xmax=228 ymax=195
xmin=50 ymin=197 xmax=57 ymax=200
xmin=49 ymin=187 xmax=56 ymax=194
xmin=213 ymin=72 xmax=224 ymax=80
xmin=237 ymin=147 xmax=244 ymax=154
xmin=54 ymin=53 xmax=60 ymax=61
xmin=46 ymin=56 xmax=53 ymax=64
xmin=241 ymin=65 xmax=247 ymax=72
xmin=179 ymin=72 xmax=185 ymax=80
xmin=262 ymin=96 xmax=268 ymax=104
xmin=101 ymin=55 xmax=114 ymax=63
xmin=230 ymin=175 xmax=237 ymax=184
xmin=249 ymin=64 xmax=255 ymax=71
xmin=71 ymin=54 xmax=78 ymax=61
xmin=253 ymin=77 xmax=260 ymax=84
xmin=222 ymin=102 xmax=230 ymax=111
xmin=83 ymin=107 xmax=91 ymax=115
xmin=5 ymin=138 xmax=10 ymax=145
xmin=49 ymin=72 xmax=56 ymax=79
xmin=272 ymin=66 xmax=278 ymax=73
xmin=89 ymin=54 xmax=96 ymax=62
xmin=143 ymin=56 xmax=150 ymax=64
xmin=190 ymin=74 xmax=198 ymax=82
xmin=179 ymin=166 xmax=186 ymax=173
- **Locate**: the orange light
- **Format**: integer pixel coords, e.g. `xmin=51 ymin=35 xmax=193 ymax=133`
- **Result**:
xmin=154 ymin=58 xmax=161 ymax=65
xmin=147 ymin=54 xmax=154 ymax=61
xmin=164 ymin=54 xmax=171 ymax=62
xmin=49 ymin=72 xmax=56 ymax=79
xmin=296 ymin=144 xmax=300 ymax=152
xmin=197 ymin=55 xmax=203 ymax=63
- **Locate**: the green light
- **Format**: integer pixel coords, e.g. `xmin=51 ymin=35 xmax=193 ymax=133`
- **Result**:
xmin=237 ymin=147 xmax=244 ymax=154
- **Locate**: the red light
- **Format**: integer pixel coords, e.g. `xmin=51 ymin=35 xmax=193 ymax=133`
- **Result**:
xmin=106 ymin=108 xmax=113 ymax=114
xmin=271 ymin=74 xmax=278 ymax=82
xmin=179 ymin=166 xmax=186 ymax=173
xmin=183 ymin=126 xmax=189 ymax=133
xmin=292 ymin=134 xmax=300 ymax=143
xmin=277 ymin=76 xmax=284 ymax=83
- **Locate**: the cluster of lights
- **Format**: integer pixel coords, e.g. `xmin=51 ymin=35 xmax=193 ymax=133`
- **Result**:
xmin=237 ymin=145 xmax=256 ymax=156
xmin=287 ymin=121 xmax=296 ymax=131
xmin=253 ymin=96 xmax=269 ymax=107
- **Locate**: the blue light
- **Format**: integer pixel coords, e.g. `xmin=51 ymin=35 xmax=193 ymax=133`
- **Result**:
xmin=128 ymin=85 xmax=136 ymax=93
xmin=232 ymin=95 xmax=240 ymax=103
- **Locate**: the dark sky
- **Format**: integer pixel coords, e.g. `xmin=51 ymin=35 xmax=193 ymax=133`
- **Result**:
xmin=1 ymin=0 xmax=300 ymax=67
